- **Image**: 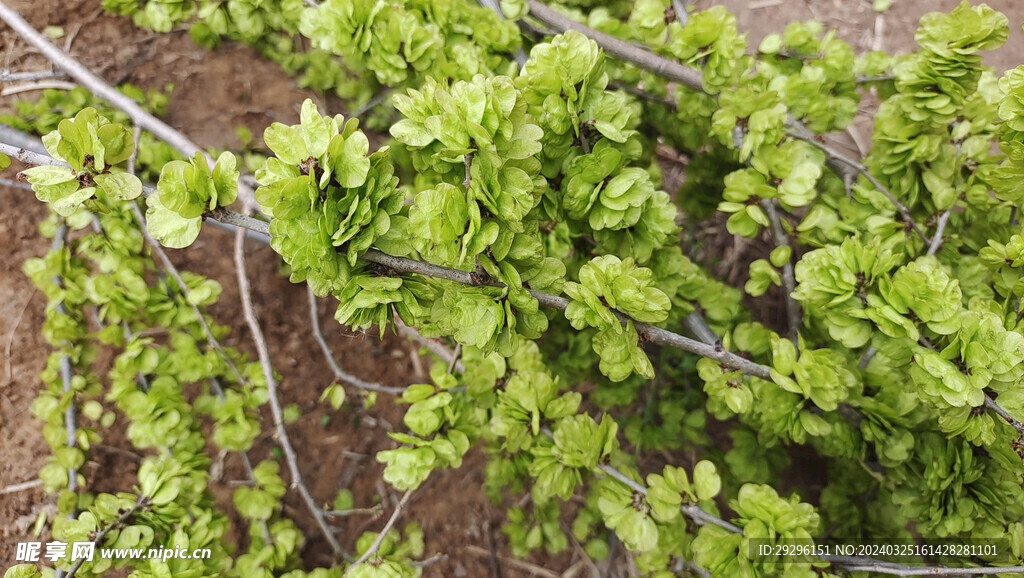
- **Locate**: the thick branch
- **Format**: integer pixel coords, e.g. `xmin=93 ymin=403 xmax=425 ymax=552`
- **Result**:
xmin=359 ymin=249 xmax=772 ymax=379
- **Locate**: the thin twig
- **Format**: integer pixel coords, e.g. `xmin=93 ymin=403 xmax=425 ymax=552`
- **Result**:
xmin=526 ymin=1 xmax=703 ymax=92
xmin=127 ymin=201 xmax=248 ymax=385
xmin=0 ymin=68 xmax=66 ymax=81
xmin=858 ymin=346 xmax=877 ymax=370
xmin=985 ymin=395 xmax=1024 ymax=438
xmin=786 ymin=128 xmax=927 ymax=242
xmin=927 ymin=209 xmax=952 ymax=256
xmin=51 ymin=224 xmax=79 ymax=496
xmin=325 ymin=506 xmax=383 ymax=518
xmin=0 ymin=141 xmax=64 ymax=166
xmin=350 ymin=88 xmax=393 ymax=118
xmin=466 ymin=545 xmax=561 ymax=578
xmin=0 ymin=478 xmax=42 ymax=494
xmin=395 ymin=317 xmax=466 ymax=372
xmin=208 ymin=378 xmax=272 ymax=544
xmin=307 ymin=286 xmax=407 ymax=394
xmin=234 ymin=227 xmax=348 ymax=560
xmin=0 ymin=177 xmax=34 ymax=191
xmin=1 ymin=79 xmax=77 ymax=95
xmin=760 ymin=199 xmax=801 ymax=343
xmin=64 ymin=496 xmax=150 ymax=578
xmin=411 ymin=553 xmax=448 ymax=568
xmin=349 ymin=489 xmax=414 ymax=567
xmin=3 ymin=288 xmax=34 ymax=385
xmin=447 ymin=343 xmax=462 ymax=374
xmin=671 ymin=0 xmax=689 ymax=26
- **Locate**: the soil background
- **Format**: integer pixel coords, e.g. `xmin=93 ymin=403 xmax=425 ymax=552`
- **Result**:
xmin=1 ymin=0 xmax=1024 ymax=575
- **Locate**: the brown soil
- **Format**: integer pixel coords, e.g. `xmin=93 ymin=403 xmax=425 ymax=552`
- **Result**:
xmin=2 ymin=0 xmax=1024 ymax=576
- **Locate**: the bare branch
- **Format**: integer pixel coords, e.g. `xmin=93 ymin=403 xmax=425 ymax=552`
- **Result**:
xmin=0 ymin=123 xmax=49 ymax=154
xmin=786 ymin=128 xmax=928 ymax=242
xmin=307 ymin=286 xmax=408 ymax=394
xmin=127 ymin=201 xmax=248 ymax=385
xmin=349 ymin=489 xmax=414 ymax=568
xmin=681 ymin=311 xmax=722 ymax=347
xmin=526 ymin=1 xmax=703 ymax=92
xmin=350 ymin=88 xmax=392 ymax=118
xmin=466 ymin=544 xmax=561 ymax=578
xmin=0 ymin=68 xmax=66 ymax=82
xmin=760 ymin=198 xmax=801 ymax=343
xmin=208 ymin=377 xmax=273 ymax=544
xmin=234 ymin=227 xmax=349 ymax=560
xmin=395 ymin=317 xmax=466 ymax=372
xmin=50 ymin=224 xmax=79 ymax=502
xmin=0 ymin=141 xmax=65 ymax=166
xmin=0 ymin=478 xmax=42 ymax=494
xmin=65 ymin=496 xmax=150 ymax=578
xmin=927 ymin=209 xmax=952 ymax=256
xmin=1 ymin=79 xmax=77 ymax=96
xmin=671 ymin=0 xmax=689 ymax=26
xmin=985 ymin=394 xmax=1024 ymax=439
xmin=325 ymin=506 xmax=383 ymax=518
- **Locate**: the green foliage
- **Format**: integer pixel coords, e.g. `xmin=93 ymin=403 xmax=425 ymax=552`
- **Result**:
xmin=14 ymin=1 xmax=1024 ymax=577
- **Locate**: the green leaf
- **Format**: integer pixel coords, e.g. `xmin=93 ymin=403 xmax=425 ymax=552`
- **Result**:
xmin=145 ymin=195 xmax=202 ymax=248
xmin=692 ymin=460 xmax=721 ymax=501
xmin=94 ymin=172 xmax=142 ymax=200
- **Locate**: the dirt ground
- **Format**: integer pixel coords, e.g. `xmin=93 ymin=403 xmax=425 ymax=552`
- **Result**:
xmin=2 ymin=0 xmax=1024 ymax=576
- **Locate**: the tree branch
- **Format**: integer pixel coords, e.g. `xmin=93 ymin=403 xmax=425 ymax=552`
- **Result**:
xmin=307 ymin=286 xmax=408 ymax=395
xmin=65 ymin=496 xmax=150 ymax=578
xmin=760 ymin=199 xmax=801 ymax=343
xmin=51 ymin=224 xmax=79 ymax=500
xmin=0 ymin=142 xmax=775 ymax=381
xmin=349 ymin=489 xmax=414 ymax=568
xmin=985 ymin=394 xmax=1024 ymax=439
xmin=786 ymin=128 xmax=928 ymax=242
xmin=358 ymin=248 xmax=772 ymax=379
xmin=0 ymin=1 xmax=258 ymax=212
xmin=927 ymin=208 xmax=952 ymax=256
xmin=234 ymin=227 xmax=349 ymax=560
xmin=526 ymin=1 xmax=703 ymax=92
xmin=128 ymin=201 xmax=248 ymax=385
xmin=525 ymin=0 xmax=929 ymax=247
